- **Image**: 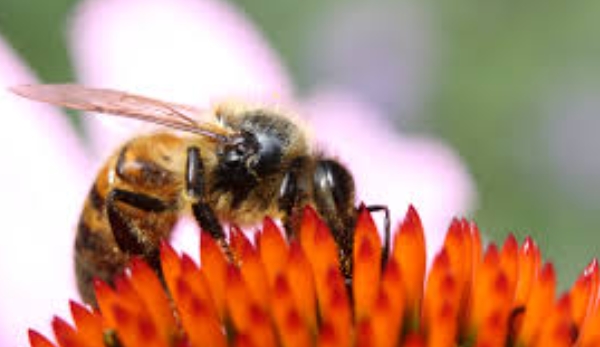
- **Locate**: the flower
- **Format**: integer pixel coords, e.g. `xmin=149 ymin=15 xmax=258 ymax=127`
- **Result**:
xmin=0 ymin=0 xmax=474 ymax=346
xmin=27 ymin=206 xmax=600 ymax=347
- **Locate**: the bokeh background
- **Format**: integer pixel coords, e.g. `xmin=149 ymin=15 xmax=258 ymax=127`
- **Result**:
xmin=1 ymin=0 xmax=599 ymax=293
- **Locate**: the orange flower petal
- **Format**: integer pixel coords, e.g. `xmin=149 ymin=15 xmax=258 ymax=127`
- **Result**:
xmin=443 ymin=218 xmax=472 ymax=312
xmin=258 ymin=218 xmax=289 ymax=285
xmin=174 ymin=254 xmax=224 ymax=347
xmin=128 ymin=257 xmax=178 ymax=343
xmin=392 ymin=205 xmax=426 ymax=330
xmin=200 ymin=230 xmax=229 ymax=318
xmin=271 ymin=274 xmax=311 ymax=347
xmin=236 ymin=236 xmax=270 ymax=309
xmin=470 ymin=245 xmax=514 ymax=347
xmin=69 ymin=301 xmax=104 ymax=347
xmin=285 ymin=242 xmax=317 ymax=331
xmin=423 ymin=250 xmax=459 ymax=347
xmin=517 ymin=262 xmax=557 ymax=345
xmin=534 ymin=295 xmax=574 ymax=347
xmin=515 ymin=237 xmax=542 ymax=306
xmin=372 ymin=258 xmax=405 ymax=347
xmin=570 ymin=259 xmax=599 ymax=329
xmin=27 ymin=206 xmax=600 ymax=347
xmin=353 ymin=206 xmax=382 ymax=319
xmin=499 ymin=234 xmax=519 ymax=303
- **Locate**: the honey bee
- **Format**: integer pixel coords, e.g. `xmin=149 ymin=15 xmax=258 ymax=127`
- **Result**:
xmin=11 ymin=84 xmax=390 ymax=305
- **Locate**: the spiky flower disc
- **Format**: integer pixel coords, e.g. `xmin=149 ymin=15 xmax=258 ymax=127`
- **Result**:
xmin=29 ymin=206 xmax=600 ymax=347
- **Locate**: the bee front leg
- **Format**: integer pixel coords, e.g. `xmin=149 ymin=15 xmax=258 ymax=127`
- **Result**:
xmin=106 ymin=188 xmax=169 ymax=269
xmin=186 ymin=146 xmax=234 ymax=261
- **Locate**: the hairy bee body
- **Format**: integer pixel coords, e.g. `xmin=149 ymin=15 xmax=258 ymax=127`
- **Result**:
xmin=75 ymin=105 xmax=323 ymax=303
xmin=11 ymin=85 xmax=385 ymax=306
xmin=75 ymin=132 xmax=188 ymax=302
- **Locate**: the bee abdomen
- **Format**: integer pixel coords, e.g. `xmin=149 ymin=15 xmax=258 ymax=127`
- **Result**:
xmin=74 ymin=185 xmax=126 ymax=304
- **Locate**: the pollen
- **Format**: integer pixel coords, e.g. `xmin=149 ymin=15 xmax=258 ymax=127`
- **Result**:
xmin=29 ymin=206 xmax=600 ymax=347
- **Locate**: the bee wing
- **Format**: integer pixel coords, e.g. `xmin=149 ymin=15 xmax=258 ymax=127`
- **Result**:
xmin=10 ymin=84 xmax=231 ymax=141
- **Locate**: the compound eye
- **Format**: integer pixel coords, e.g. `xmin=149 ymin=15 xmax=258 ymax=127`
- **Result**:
xmin=220 ymin=131 xmax=258 ymax=168
xmin=313 ymin=160 xmax=355 ymax=215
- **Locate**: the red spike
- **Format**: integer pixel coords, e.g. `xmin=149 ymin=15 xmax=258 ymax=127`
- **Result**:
xmin=52 ymin=317 xmax=81 ymax=347
xmin=28 ymin=329 xmax=56 ymax=347
xmin=69 ymin=301 xmax=103 ymax=347
xmin=230 ymin=225 xmax=254 ymax=260
xmin=573 ymin=258 xmax=600 ymax=337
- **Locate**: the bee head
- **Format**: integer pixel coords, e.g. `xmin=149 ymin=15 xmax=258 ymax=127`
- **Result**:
xmin=219 ymin=129 xmax=281 ymax=175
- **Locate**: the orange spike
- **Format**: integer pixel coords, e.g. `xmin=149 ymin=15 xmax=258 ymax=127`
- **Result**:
xmin=271 ymin=275 xmax=311 ymax=347
xmin=225 ymin=263 xmax=276 ymax=347
xmin=201 ymin=230 xmax=229 ymax=318
xmin=403 ymin=333 xmax=426 ymax=347
xmin=109 ymin=302 xmax=162 ymax=347
xmin=129 ymin=258 xmax=177 ymax=344
xmin=173 ymin=254 xmax=225 ymax=347
xmin=514 ymin=237 xmax=541 ymax=306
xmin=424 ymin=250 xmax=459 ymax=347
xmin=244 ymin=305 xmax=277 ymax=347
xmin=392 ymin=205 xmax=426 ymax=329
xmin=286 ymin=242 xmax=317 ymax=331
xmin=320 ymin=265 xmax=352 ymax=347
xmin=239 ymin=241 xmax=270 ymax=309
xmin=317 ymin=322 xmax=339 ymax=347
xmin=470 ymin=245 xmax=514 ymax=347
xmin=427 ymin=302 xmax=458 ymax=347
xmin=69 ymin=301 xmax=104 ymax=347
xmin=258 ymin=218 xmax=288 ymax=285
xmin=356 ymin=319 xmax=375 ymax=347
xmin=570 ymin=259 xmax=600 ymax=330
xmin=301 ymin=214 xmax=342 ymax=323
xmin=353 ymin=207 xmax=382 ymax=319
xmin=370 ymin=259 xmax=405 ymax=347
xmin=578 ymin=290 xmax=600 ymax=346
xmin=499 ymin=234 xmax=519 ymax=302
xmin=225 ymin=265 xmax=252 ymax=332
xmin=298 ymin=206 xmax=320 ymax=259
xmin=28 ymin=330 xmax=57 ymax=347
xmin=443 ymin=219 xmax=471 ymax=307
xmin=517 ymin=262 xmax=557 ymax=346
xmin=160 ymin=240 xmax=181 ymax=297
xmin=534 ymin=295 xmax=574 ymax=347
xmin=93 ymin=279 xmax=120 ymax=329
xmin=470 ymin=222 xmax=483 ymax=269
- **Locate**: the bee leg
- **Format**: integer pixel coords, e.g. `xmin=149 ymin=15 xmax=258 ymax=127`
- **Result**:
xmin=186 ymin=146 xmax=234 ymax=261
xmin=365 ymin=205 xmax=390 ymax=268
xmin=278 ymin=158 xmax=307 ymax=241
xmin=106 ymin=188 xmax=169 ymax=269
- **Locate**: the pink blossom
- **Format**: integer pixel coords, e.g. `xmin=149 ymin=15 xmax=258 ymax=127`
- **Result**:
xmin=0 ymin=0 xmax=475 ymax=346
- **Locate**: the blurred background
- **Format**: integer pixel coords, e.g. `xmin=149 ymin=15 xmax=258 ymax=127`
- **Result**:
xmin=0 ymin=0 xmax=599 ymax=290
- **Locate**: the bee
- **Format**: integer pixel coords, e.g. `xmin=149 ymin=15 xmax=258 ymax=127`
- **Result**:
xmin=11 ymin=84 xmax=390 ymax=305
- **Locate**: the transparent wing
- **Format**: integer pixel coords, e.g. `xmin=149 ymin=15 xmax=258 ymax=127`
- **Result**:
xmin=10 ymin=84 xmax=231 ymax=141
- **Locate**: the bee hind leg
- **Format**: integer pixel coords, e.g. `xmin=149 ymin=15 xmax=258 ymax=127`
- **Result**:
xmin=186 ymin=146 xmax=234 ymax=261
xmin=106 ymin=188 xmax=169 ymax=270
